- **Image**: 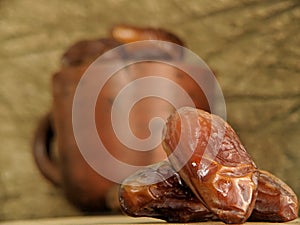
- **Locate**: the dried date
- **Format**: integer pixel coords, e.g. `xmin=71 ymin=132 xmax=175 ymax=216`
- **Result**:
xmin=119 ymin=161 xmax=216 ymax=222
xmin=119 ymin=161 xmax=298 ymax=223
xmin=250 ymin=170 xmax=298 ymax=222
xmin=162 ymin=107 xmax=259 ymax=224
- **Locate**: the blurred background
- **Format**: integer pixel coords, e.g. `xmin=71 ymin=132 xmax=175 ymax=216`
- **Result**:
xmin=0 ymin=0 xmax=299 ymax=221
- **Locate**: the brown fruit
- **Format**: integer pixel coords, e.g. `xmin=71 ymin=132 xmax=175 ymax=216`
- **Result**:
xmin=120 ymin=161 xmax=298 ymax=223
xmin=119 ymin=161 xmax=216 ymax=222
xmin=162 ymin=107 xmax=259 ymax=224
xmin=250 ymin=170 xmax=298 ymax=222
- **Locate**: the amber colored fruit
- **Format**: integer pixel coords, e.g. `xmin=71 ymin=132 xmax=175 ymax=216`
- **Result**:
xmin=119 ymin=161 xmax=298 ymax=223
xmin=249 ymin=170 xmax=298 ymax=222
xmin=119 ymin=161 xmax=216 ymax=222
xmin=162 ymin=107 xmax=259 ymax=224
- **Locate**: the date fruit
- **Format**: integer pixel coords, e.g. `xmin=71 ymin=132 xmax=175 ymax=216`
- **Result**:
xmin=162 ymin=107 xmax=259 ymax=224
xmin=119 ymin=161 xmax=216 ymax=222
xmin=250 ymin=170 xmax=298 ymax=222
xmin=119 ymin=161 xmax=298 ymax=223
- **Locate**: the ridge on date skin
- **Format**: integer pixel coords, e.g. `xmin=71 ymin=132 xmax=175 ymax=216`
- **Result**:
xmin=119 ymin=161 xmax=298 ymax=223
xmin=249 ymin=170 xmax=298 ymax=222
xmin=119 ymin=160 xmax=216 ymax=222
xmin=162 ymin=107 xmax=259 ymax=224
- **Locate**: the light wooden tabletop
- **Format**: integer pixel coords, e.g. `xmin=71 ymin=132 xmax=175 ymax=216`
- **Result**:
xmin=0 ymin=216 xmax=299 ymax=225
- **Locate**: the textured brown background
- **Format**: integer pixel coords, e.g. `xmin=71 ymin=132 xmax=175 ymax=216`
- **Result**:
xmin=0 ymin=0 xmax=299 ymax=221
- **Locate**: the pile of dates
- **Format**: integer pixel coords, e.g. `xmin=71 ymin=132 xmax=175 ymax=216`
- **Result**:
xmin=119 ymin=107 xmax=298 ymax=224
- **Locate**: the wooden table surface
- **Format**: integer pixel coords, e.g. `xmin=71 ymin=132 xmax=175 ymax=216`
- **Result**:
xmin=0 ymin=216 xmax=299 ymax=225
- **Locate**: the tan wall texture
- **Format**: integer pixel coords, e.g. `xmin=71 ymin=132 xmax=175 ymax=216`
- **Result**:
xmin=0 ymin=0 xmax=299 ymax=221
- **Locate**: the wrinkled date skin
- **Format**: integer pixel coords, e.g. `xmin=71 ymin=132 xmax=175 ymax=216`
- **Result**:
xmin=119 ymin=161 xmax=216 ymax=222
xmin=250 ymin=170 xmax=298 ymax=222
xmin=162 ymin=107 xmax=259 ymax=224
xmin=119 ymin=161 xmax=298 ymax=223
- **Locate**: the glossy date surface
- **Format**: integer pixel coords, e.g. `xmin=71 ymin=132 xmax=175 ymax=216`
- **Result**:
xmin=250 ymin=170 xmax=298 ymax=222
xmin=119 ymin=161 xmax=215 ymax=222
xmin=162 ymin=107 xmax=259 ymax=223
xmin=119 ymin=161 xmax=298 ymax=223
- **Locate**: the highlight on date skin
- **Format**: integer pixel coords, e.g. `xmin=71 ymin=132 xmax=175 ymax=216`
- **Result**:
xmin=163 ymin=107 xmax=259 ymax=224
xmin=119 ymin=161 xmax=298 ymax=223
xmin=119 ymin=107 xmax=298 ymax=224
